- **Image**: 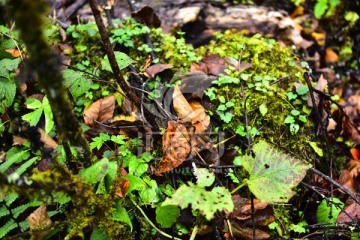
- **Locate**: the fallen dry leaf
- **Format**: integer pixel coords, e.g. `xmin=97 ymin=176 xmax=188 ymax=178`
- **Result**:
xmin=179 ymin=71 xmax=216 ymax=99
xmin=190 ymin=53 xmax=227 ymax=76
xmin=189 ymin=100 xmax=210 ymax=134
xmin=307 ymin=74 xmax=328 ymax=107
xmin=311 ymin=32 xmax=326 ymax=46
xmin=337 ymin=200 xmax=360 ymax=223
xmin=324 ymin=48 xmax=339 ymax=63
xmin=155 ymin=121 xmax=191 ymax=175
xmin=84 ymin=96 xmax=115 ymax=127
xmin=28 ymin=203 xmax=52 ymax=240
xmin=131 ymin=6 xmax=161 ymax=28
xmin=173 ymin=86 xmax=210 ymax=133
xmin=145 ymin=63 xmax=173 ymax=77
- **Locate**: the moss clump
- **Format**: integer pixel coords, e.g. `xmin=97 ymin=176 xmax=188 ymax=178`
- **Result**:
xmin=196 ymin=30 xmax=317 ymax=162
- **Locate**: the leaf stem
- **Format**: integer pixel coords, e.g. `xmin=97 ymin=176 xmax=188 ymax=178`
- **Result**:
xmin=230 ymin=181 xmax=247 ymax=194
xmin=189 ymin=225 xmax=198 ymax=240
xmin=130 ymin=197 xmax=182 ymax=240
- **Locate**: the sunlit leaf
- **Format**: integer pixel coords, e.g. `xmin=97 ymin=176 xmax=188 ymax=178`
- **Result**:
xmin=162 ymin=183 xmax=233 ymax=220
xmin=240 ymin=140 xmax=311 ymax=203
xmin=156 ymin=205 xmax=180 ymax=228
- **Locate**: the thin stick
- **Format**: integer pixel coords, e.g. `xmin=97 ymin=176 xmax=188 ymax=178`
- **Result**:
xmin=309 ymin=168 xmax=360 ymax=206
xmin=88 ymin=0 xmax=159 ymax=130
xmin=130 ymin=197 xmax=182 ymax=240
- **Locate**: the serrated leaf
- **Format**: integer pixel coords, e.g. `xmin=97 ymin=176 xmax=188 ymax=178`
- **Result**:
xmin=90 ymin=227 xmax=110 ymax=240
xmin=195 ymin=168 xmax=215 ymax=187
xmin=317 ymin=198 xmax=344 ymax=225
xmin=78 ymin=158 xmax=109 ymax=185
xmin=156 ymin=205 xmax=180 ymax=228
xmin=162 ymin=183 xmax=234 ymax=220
xmin=241 ymin=140 xmax=311 ymax=203
xmin=63 ymin=69 xmax=92 ymax=99
xmin=0 ymin=58 xmax=21 ymax=77
xmin=112 ymin=202 xmax=133 ymax=231
xmin=101 ymin=52 xmax=134 ymax=72
xmin=22 ymin=108 xmax=43 ymax=126
xmin=122 ymin=175 xmax=146 ymax=194
xmin=0 ymin=77 xmax=16 ymax=114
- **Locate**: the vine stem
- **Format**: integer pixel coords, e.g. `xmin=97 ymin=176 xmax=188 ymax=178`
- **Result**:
xmin=129 ymin=197 xmax=182 ymax=240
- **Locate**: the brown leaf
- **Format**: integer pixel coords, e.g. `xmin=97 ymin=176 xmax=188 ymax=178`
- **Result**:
xmin=337 ymin=200 xmax=360 ymax=223
xmin=28 ymin=203 xmax=52 ymax=240
xmin=324 ymin=48 xmax=339 ymax=63
xmin=307 ymin=74 xmax=328 ymax=107
xmin=38 ymin=128 xmax=58 ymax=148
xmin=179 ymin=71 xmax=216 ymax=99
xmin=131 ymin=6 xmax=161 ymax=28
xmin=173 ymin=86 xmax=210 ymax=133
xmin=84 ymin=96 xmax=115 ymax=127
xmin=155 ymin=121 xmax=191 ymax=175
xmin=190 ymin=53 xmax=227 ymax=76
xmin=173 ymin=85 xmax=198 ymax=123
xmin=189 ymin=100 xmax=210 ymax=134
xmin=228 ymin=222 xmax=270 ymax=240
xmin=145 ymin=63 xmax=173 ymax=77
xmin=229 ymin=196 xmax=274 ymax=226
xmin=224 ymin=57 xmax=252 ymax=71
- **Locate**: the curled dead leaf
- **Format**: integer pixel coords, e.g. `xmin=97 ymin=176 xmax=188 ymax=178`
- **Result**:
xmin=189 ymin=100 xmax=210 ymax=134
xmin=337 ymin=199 xmax=360 ymax=223
xmin=145 ymin=63 xmax=173 ymax=77
xmin=173 ymin=86 xmax=210 ymax=133
xmin=155 ymin=121 xmax=191 ymax=175
xmin=28 ymin=203 xmax=52 ymax=240
xmin=84 ymin=96 xmax=115 ymax=127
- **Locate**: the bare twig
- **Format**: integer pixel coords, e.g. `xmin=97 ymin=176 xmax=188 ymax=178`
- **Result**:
xmin=88 ymin=0 xmax=159 ymax=130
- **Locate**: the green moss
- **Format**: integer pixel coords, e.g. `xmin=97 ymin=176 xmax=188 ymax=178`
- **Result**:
xmin=197 ymin=30 xmax=317 ymax=162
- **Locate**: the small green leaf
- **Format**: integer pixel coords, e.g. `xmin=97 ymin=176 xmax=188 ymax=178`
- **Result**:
xmin=241 ymin=140 xmax=311 ymax=203
xmin=0 ymin=58 xmax=21 ymax=77
xmin=287 ymin=92 xmax=297 ymax=101
xmin=314 ymin=0 xmax=328 ymax=19
xmin=291 ymin=110 xmax=300 ymax=116
xmin=284 ymin=115 xmax=295 ymax=124
xmin=22 ymin=108 xmax=43 ymax=126
xmin=129 ymin=159 xmax=148 ymax=176
xmin=78 ymin=158 xmax=109 ymax=185
xmin=156 ymin=205 xmax=180 ymax=228
xmin=162 ymin=183 xmax=234 ymax=220
xmin=0 ymin=78 xmax=16 ymax=114
xmin=296 ymin=86 xmax=309 ymax=95
xmin=317 ymin=198 xmax=344 ymax=225
xmin=111 ymin=135 xmax=126 ymax=145
xmin=290 ymin=123 xmax=300 ymax=134
xmin=298 ymin=115 xmax=307 ymax=123
xmin=112 ymin=202 xmax=133 ymax=231
xmin=308 ymin=141 xmax=323 ymax=156
xmin=101 ymin=52 xmax=134 ymax=72
xmin=63 ymin=69 xmax=92 ymax=99
xmin=122 ymin=175 xmax=146 ymax=194
xmin=42 ymin=96 xmax=54 ymax=134
xmin=195 ymin=168 xmax=215 ymax=187
xmin=259 ymin=103 xmax=268 ymax=116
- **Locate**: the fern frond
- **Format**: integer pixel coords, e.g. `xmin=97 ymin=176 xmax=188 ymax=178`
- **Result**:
xmin=0 ymin=219 xmax=17 ymax=238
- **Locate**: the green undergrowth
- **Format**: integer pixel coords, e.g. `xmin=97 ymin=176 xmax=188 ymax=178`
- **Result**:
xmin=0 ymin=12 xmax=341 ymax=239
xmin=196 ymin=30 xmax=318 ymax=162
